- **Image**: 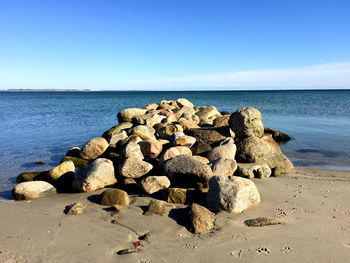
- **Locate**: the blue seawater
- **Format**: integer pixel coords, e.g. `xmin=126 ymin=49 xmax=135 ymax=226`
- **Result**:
xmin=1 ymin=90 xmax=350 ymax=200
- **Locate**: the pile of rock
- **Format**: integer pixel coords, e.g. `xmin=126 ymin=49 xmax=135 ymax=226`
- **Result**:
xmin=13 ymin=98 xmax=294 ymax=234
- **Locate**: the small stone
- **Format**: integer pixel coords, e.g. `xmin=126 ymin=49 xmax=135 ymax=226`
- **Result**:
xmin=192 ymin=156 xmax=210 ymax=164
xmin=33 ymin=161 xmax=46 ymax=164
xmin=16 ymin=171 xmax=48 ymax=183
xmin=189 ymin=203 xmax=215 ymax=234
xmin=167 ymin=188 xmax=187 ymax=204
xmin=264 ymin=127 xmax=291 ymax=142
xmin=101 ymin=188 xmax=130 ymax=206
xmin=138 ymin=233 xmax=150 ymax=241
xmin=196 ymin=106 xmax=221 ymax=122
xmin=111 ymin=219 xmax=119 ymax=224
xmin=213 ymin=115 xmax=230 ymax=127
xmin=140 ymin=176 xmax=171 ymax=194
xmin=117 ymin=248 xmax=141 ymax=255
xmin=159 ymin=146 xmax=192 ymax=163
xmin=244 ymin=217 xmax=282 ymax=227
xmin=173 ymin=135 xmax=196 ymax=148
xmin=112 ymin=204 xmax=124 ymax=213
xmin=108 ymin=130 xmax=128 ymax=145
xmin=66 ymin=202 xmax=87 ymax=215
xmin=144 ymin=199 xmax=170 ymax=216
xmin=80 ymin=137 xmax=109 ymax=161
xmin=102 ymin=122 xmax=133 ymax=139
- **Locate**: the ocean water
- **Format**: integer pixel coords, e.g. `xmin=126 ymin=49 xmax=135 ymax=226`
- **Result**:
xmin=1 ymin=90 xmax=350 ymax=199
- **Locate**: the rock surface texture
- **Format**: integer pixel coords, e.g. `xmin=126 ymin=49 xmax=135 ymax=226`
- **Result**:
xmin=229 ymin=107 xmax=264 ymax=139
xmin=13 ymin=181 xmax=57 ymax=200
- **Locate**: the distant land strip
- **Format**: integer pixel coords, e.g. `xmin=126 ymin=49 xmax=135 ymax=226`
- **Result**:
xmin=0 ymin=89 xmax=91 ymax=92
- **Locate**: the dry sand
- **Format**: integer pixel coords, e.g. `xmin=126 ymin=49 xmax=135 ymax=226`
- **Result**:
xmin=1 ymin=167 xmax=350 ymax=263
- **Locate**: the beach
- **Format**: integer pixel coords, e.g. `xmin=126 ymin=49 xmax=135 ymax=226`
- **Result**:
xmin=1 ymin=167 xmax=349 ymax=263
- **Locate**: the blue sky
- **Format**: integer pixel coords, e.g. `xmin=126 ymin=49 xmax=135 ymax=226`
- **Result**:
xmin=0 ymin=0 xmax=350 ymax=90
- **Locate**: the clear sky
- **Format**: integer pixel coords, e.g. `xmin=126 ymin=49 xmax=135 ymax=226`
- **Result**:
xmin=0 ymin=0 xmax=350 ymax=90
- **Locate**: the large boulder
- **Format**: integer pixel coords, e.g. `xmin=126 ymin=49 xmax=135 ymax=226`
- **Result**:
xmin=163 ymin=155 xmax=214 ymax=188
xmin=138 ymin=140 xmax=163 ymax=158
xmin=102 ymin=122 xmax=133 ymax=141
xmin=209 ymin=158 xmax=237 ymax=176
xmin=72 ymin=158 xmax=116 ymax=192
xmin=213 ymin=115 xmax=230 ymax=128
xmin=80 ymin=137 xmax=109 ymax=161
xmin=177 ymin=98 xmax=194 ymax=108
xmin=189 ymin=203 xmax=215 ymax=234
xmin=196 ymin=106 xmax=221 ymax=122
xmin=117 ymin=108 xmax=147 ymax=123
xmin=13 ymin=181 xmax=57 ymax=200
xmin=159 ymin=146 xmax=192 ymax=164
xmin=120 ymin=142 xmax=144 ymax=159
xmin=108 ymin=130 xmax=128 ymax=145
xmin=119 ymin=157 xmax=153 ymax=178
xmin=100 ymin=188 xmax=130 ymax=206
xmin=236 ymin=136 xmax=294 ymax=176
xmin=140 ymin=176 xmax=171 ymax=194
xmin=132 ymin=125 xmax=157 ymax=140
xmin=207 ymin=175 xmax=261 ymax=214
xmin=48 ymin=161 xmax=75 ymax=191
xmin=206 ymin=138 xmax=236 ymax=162
xmin=185 ymin=128 xmax=228 ymax=147
xmin=229 ymin=107 xmax=264 ymax=139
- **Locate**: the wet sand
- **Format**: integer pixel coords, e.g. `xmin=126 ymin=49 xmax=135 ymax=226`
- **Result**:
xmin=1 ymin=167 xmax=350 ymax=263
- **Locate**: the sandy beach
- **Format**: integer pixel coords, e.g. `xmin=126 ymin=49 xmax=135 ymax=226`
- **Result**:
xmin=0 ymin=167 xmax=349 ymax=263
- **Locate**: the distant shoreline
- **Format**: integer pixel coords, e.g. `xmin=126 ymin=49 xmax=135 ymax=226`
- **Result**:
xmin=0 ymin=89 xmax=91 ymax=92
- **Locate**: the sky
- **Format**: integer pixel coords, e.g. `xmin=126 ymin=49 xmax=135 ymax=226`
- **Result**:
xmin=0 ymin=0 xmax=350 ymax=90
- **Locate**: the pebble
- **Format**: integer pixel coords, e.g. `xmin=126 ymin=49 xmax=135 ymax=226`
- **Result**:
xmin=117 ymin=248 xmax=141 ymax=255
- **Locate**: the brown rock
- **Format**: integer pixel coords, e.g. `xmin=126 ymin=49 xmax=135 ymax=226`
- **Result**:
xmin=80 ymin=137 xmax=109 ymax=161
xmin=66 ymin=202 xmax=87 ymax=215
xmin=177 ymin=98 xmax=194 ymax=108
xmin=138 ymin=140 xmax=163 ymax=158
xmin=118 ymin=108 xmax=147 ymax=122
xmin=144 ymin=199 xmax=171 ymax=216
xmin=101 ymin=188 xmax=130 ymax=206
xmin=140 ymin=176 xmax=171 ymax=194
xmin=189 ymin=203 xmax=215 ymax=234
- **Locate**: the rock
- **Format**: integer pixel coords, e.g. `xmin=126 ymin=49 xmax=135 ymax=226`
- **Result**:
xmin=192 ymin=156 xmax=210 ymax=164
xmin=13 ymin=181 xmax=57 ymax=200
xmin=177 ymin=98 xmax=194 ymax=108
xmin=60 ymin=156 xmax=89 ymax=168
xmin=132 ymin=125 xmax=156 ymax=140
xmin=196 ymin=106 xmax=221 ymax=121
xmin=236 ymin=136 xmax=294 ymax=176
xmin=229 ymin=107 xmax=264 ymax=139
xmin=167 ymin=188 xmax=187 ymax=204
xmin=49 ymin=161 xmax=75 ymax=180
xmin=138 ymin=140 xmax=163 ymax=158
xmin=117 ymin=248 xmax=141 ymax=255
xmin=80 ymin=137 xmax=109 ymax=161
xmin=189 ymin=203 xmax=215 ymax=234
xmin=206 ymin=138 xmax=236 ymax=162
xmin=209 ymin=158 xmax=237 ymax=176
xmin=102 ymin=122 xmax=133 ymax=140
xmin=159 ymin=146 xmax=192 ymax=163
xmin=261 ymin=133 xmax=282 ymax=153
xmin=143 ymin=103 xmax=158 ymax=110
xmin=235 ymin=163 xmax=271 ymax=179
xmin=171 ymin=133 xmax=196 ymax=148
xmin=72 ymin=158 xmax=116 ymax=192
xmin=244 ymin=217 xmax=282 ymax=227
xmin=179 ymin=119 xmax=200 ymax=130
xmin=121 ymin=178 xmax=140 ymax=193
xmin=140 ymin=176 xmax=171 ymax=194
xmin=173 ymin=107 xmax=199 ymax=123
xmin=121 ymin=142 xmax=144 ymax=159
xmin=190 ymin=141 xmax=212 ymax=155
xmin=66 ymin=202 xmax=87 ymax=215
xmin=264 ymin=127 xmax=291 ymax=142
xmin=157 ymin=124 xmax=183 ymax=139
xmin=207 ymin=175 xmax=261 ymax=214
xmin=185 ymin=128 xmax=227 ymax=147
xmin=117 ymin=108 xmax=147 ymax=123
xmin=48 ymin=161 xmax=75 ymax=191
xmin=132 ymin=113 xmax=166 ymax=127
xmin=16 ymin=171 xmax=48 ymax=183
xmin=100 ymin=188 xmax=130 ymax=206
xmin=163 ymin=155 xmax=214 ymax=188
xmin=144 ymin=199 xmax=170 ymax=216
xmin=119 ymin=134 xmax=143 ymax=146
xmin=108 ymin=130 xmax=128 ymax=145
xmin=119 ymin=157 xmax=153 ymax=178
xmin=65 ymin=147 xmax=81 ymax=158
xmin=213 ymin=115 xmax=230 ymax=127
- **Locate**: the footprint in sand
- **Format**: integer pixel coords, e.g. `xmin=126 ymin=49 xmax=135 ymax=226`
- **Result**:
xmin=280 ymin=246 xmax=292 ymax=253
xmin=230 ymin=249 xmax=253 ymax=258
xmin=255 ymin=247 xmax=271 ymax=256
xmin=343 ymin=242 xmax=350 ymax=248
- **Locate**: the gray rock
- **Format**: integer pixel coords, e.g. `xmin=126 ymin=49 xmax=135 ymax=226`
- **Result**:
xmin=207 ymin=175 xmax=261 ymax=214
xmin=72 ymin=158 xmax=116 ymax=192
xmin=229 ymin=107 xmax=264 ymax=139
xmin=121 ymin=142 xmax=144 ymax=160
xmin=108 ymin=130 xmax=128 ymax=145
xmin=119 ymin=157 xmax=153 ymax=178
xmin=163 ymin=155 xmax=214 ymax=188
xmin=80 ymin=137 xmax=109 ymax=161
xmin=235 ymin=163 xmax=271 ymax=179
xmin=13 ymin=181 xmax=57 ymax=200
xmin=264 ymin=127 xmax=291 ymax=142
xmin=209 ymin=158 xmax=237 ymax=176
xmin=206 ymin=138 xmax=236 ymax=162
xmin=140 ymin=176 xmax=171 ymax=194
xmin=236 ymin=136 xmax=294 ymax=176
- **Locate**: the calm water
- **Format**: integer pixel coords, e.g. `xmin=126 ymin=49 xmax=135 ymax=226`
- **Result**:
xmin=1 ymin=90 xmax=350 ymax=199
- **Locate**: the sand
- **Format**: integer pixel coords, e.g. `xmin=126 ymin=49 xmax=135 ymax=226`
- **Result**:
xmin=1 ymin=167 xmax=350 ymax=263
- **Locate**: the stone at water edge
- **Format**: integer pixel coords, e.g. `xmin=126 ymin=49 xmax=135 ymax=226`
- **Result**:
xmin=66 ymin=202 xmax=87 ymax=215
xmin=60 ymin=156 xmax=89 ymax=168
xmin=100 ymin=188 xmax=130 ymax=206
xmin=117 ymin=108 xmax=147 ymax=122
xmin=177 ymin=98 xmax=194 ymax=108
xmin=236 ymin=135 xmax=294 ymax=176
xmin=209 ymin=158 xmax=237 ymax=176
xmin=207 ymin=175 xmax=261 ymax=214
xmin=229 ymin=107 xmax=264 ymax=139
xmin=102 ymin=122 xmax=133 ymax=140
xmin=80 ymin=137 xmax=109 ymax=161
xmin=264 ymin=127 xmax=291 ymax=142
xmin=49 ymin=161 xmax=75 ymax=180
xmin=16 ymin=171 xmax=48 ymax=183
xmin=72 ymin=158 xmax=116 ymax=192
xmin=140 ymin=176 xmax=171 ymax=194
xmin=13 ymin=181 xmax=57 ymax=200
xmin=108 ymin=130 xmax=128 ymax=145
xmin=206 ymin=138 xmax=237 ymax=162
xmin=189 ymin=203 xmax=215 ymax=234
xmin=65 ymin=146 xmax=81 ymax=158
xmin=119 ymin=157 xmax=153 ymax=178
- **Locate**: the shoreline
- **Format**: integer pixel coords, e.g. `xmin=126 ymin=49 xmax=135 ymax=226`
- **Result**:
xmin=1 ymin=167 xmax=349 ymax=262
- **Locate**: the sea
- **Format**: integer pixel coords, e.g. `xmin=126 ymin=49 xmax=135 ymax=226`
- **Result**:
xmin=1 ymin=90 xmax=350 ymax=200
